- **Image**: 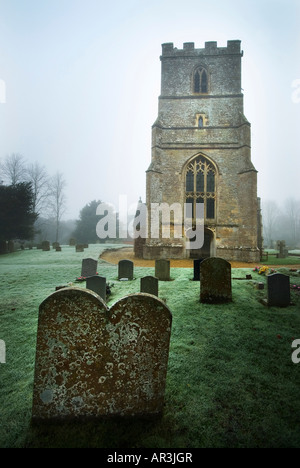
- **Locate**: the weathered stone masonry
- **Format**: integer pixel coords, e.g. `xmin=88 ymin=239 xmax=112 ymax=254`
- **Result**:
xmin=144 ymin=41 xmax=261 ymax=262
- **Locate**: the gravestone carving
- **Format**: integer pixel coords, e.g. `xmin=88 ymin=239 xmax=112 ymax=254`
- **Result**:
xmin=32 ymin=288 xmax=172 ymax=420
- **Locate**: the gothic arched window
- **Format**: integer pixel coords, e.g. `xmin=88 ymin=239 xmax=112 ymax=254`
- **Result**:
xmin=185 ymin=155 xmax=216 ymax=220
xmin=193 ymin=67 xmax=208 ymax=94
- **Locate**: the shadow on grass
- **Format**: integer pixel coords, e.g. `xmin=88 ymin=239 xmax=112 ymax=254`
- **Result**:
xmin=25 ymin=411 xmax=184 ymax=449
xmin=26 ymin=418 xmax=156 ymax=448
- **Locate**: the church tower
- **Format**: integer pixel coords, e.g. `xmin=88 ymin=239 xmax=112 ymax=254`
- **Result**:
xmin=144 ymin=41 xmax=260 ymax=262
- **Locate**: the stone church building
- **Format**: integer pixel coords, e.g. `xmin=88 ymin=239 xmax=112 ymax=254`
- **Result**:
xmin=142 ymin=40 xmax=262 ymax=263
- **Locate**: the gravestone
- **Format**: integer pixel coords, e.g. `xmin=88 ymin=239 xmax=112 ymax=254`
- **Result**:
xmin=118 ymin=259 xmax=134 ymax=280
xmin=0 ymin=241 xmax=7 ymax=254
xmin=266 ymin=273 xmax=290 ymax=307
xmin=32 ymin=288 xmax=172 ymax=420
xmin=8 ymin=240 xmax=15 ymax=253
xmin=276 ymin=240 xmax=288 ymax=259
xmin=55 ymin=246 xmax=62 ymax=252
xmin=86 ymin=275 xmax=106 ymax=302
xmin=81 ymin=258 xmax=98 ymax=278
xmin=140 ymin=276 xmax=159 ymax=297
xmin=0 ymin=241 xmax=8 ymax=254
xmin=42 ymin=241 xmax=50 ymax=251
xmin=200 ymin=257 xmax=232 ymax=303
xmin=69 ymin=238 xmax=76 ymax=246
xmin=193 ymin=258 xmax=204 ymax=281
xmin=155 ymin=259 xmax=170 ymax=281
xmin=76 ymin=244 xmax=84 ymax=252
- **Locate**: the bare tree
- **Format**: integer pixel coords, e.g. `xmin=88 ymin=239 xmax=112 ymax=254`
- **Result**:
xmin=0 ymin=153 xmax=26 ymax=185
xmin=47 ymin=172 xmax=67 ymax=243
xmin=283 ymin=197 xmax=300 ymax=247
xmin=26 ymin=162 xmax=49 ymax=216
xmin=262 ymin=200 xmax=280 ymax=248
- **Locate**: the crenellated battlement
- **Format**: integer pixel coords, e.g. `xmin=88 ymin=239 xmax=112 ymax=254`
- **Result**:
xmin=161 ymin=40 xmax=242 ymax=58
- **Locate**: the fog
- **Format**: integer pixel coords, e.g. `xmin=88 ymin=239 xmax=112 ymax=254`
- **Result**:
xmin=0 ymin=0 xmax=299 ymax=220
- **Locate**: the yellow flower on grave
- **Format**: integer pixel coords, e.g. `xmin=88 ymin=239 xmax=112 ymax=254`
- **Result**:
xmin=258 ymin=266 xmax=269 ymax=275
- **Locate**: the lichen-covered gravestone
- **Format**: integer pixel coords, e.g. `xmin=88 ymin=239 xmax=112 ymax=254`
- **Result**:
xmin=81 ymin=258 xmax=98 ymax=278
xmin=32 ymin=288 xmax=172 ymax=420
xmin=200 ymin=257 xmax=232 ymax=303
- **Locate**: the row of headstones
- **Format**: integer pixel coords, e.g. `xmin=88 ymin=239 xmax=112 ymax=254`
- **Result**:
xmin=32 ymin=288 xmax=172 ymax=421
xmin=80 ymin=258 xmax=158 ymax=300
xmin=37 ymin=241 xmax=89 ymax=252
xmin=81 ymin=257 xmax=291 ymax=307
xmin=0 ymin=240 xmax=19 ymax=254
xmin=86 ymin=274 xmax=159 ymax=302
xmin=37 ymin=241 xmax=61 ymax=251
xmin=117 ymin=258 xmax=171 ymax=281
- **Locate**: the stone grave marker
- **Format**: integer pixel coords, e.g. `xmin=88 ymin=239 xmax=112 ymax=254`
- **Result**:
xmin=32 ymin=288 xmax=172 ymax=420
xmin=200 ymin=257 xmax=232 ymax=303
xmin=118 ymin=259 xmax=134 ymax=280
xmin=266 ymin=273 xmax=290 ymax=307
xmin=155 ymin=259 xmax=170 ymax=281
xmin=193 ymin=258 xmax=204 ymax=281
xmin=42 ymin=241 xmax=50 ymax=251
xmin=8 ymin=240 xmax=15 ymax=253
xmin=81 ymin=258 xmax=98 ymax=278
xmin=0 ymin=241 xmax=7 ymax=254
xmin=86 ymin=275 xmax=106 ymax=302
xmin=76 ymin=244 xmax=84 ymax=252
xmin=276 ymin=240 xmax=288 ymax=259
xmin=140 ymin=276 xmax=159 ymax=297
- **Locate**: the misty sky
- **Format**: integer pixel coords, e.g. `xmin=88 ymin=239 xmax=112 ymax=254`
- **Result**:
xmin=0 ymin=0 xmax=299 ymax=219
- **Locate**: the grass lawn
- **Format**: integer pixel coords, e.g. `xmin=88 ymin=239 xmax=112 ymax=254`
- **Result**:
xmin=0 ymin=245 xmax=300 ymax=448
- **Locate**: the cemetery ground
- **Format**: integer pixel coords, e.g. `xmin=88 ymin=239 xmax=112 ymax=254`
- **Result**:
xmin=0 ymin=245 xmax=300 ymax=448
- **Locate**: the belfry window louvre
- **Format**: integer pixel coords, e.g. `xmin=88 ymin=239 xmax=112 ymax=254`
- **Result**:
xmin=185 ymin=156 xmax=216 ymax=220
xmin=194 ymin=67 xmax=208 ymax=94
